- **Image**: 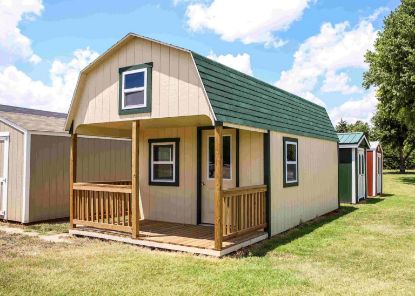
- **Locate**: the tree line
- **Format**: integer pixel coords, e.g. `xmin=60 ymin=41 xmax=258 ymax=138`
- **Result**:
xmin=336 ymin=0 xmax=415 ymax=173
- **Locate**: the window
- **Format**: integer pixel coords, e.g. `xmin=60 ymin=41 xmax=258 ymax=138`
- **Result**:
xmin=122 ymin=68 xmax=146 ymax=109
xmin=208 ymin=135 xmax=231 ymax=180
xmin=149 ymin=138 xmax=180 ymax=186
xmin=119 ymin=63 xmax=152 ymax=114
xmin=283 ymin=137 xmax=298 ymax=187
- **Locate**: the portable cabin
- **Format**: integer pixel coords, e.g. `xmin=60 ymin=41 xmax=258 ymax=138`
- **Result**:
xmin=338 ymin=132 xmax=370 ymax=204
xmin=0 ymin=104 xmax=130 ymax=223
xmin=65 ymin=33 xmax=339 ymax=256
xmin=367 ymin=141 xmax=383 ymax=196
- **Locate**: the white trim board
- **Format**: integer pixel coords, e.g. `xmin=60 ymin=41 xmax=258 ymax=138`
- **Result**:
xmin=21 ymin=131 xmax=31 ymax=223
xmin=0 ymin=133 xmax=10 ymax=219
xmin=351 ymin=148 xmax=356 ymax=204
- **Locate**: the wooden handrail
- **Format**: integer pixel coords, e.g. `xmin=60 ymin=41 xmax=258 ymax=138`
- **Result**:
xmin=73 ymin=182 xmax=132 ymax=193
xmin=222 ymin=184 xmax=267 ymax=240
xmin=223 ymin=185 xmax=267 ymax=195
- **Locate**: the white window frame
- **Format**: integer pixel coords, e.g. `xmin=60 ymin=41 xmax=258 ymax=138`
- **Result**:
xmin=285 ymin=141 xmax=298 ymax=184
xmin=207 ymin=135 xmax=232 ymax=181
xmin=150 ymin=142 xmax=176 ymax=183
xmin=121 ymin=68 xmax=147 ymax=110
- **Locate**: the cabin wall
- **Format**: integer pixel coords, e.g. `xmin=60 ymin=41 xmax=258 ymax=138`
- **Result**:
xmin=269 ymin=131 xmax=338 ymax=236
xmin=239 ymin=130 xmax=264 ymax=186
xmin=73 ymin=38 xmax=213 ymax=132
xmin=0 ymin=121 xmax=24 ymax=222
xmin=139 ymin=126 xmax=197 ymax=224
xmin=28 ymin=135 xmax=131 ymax=223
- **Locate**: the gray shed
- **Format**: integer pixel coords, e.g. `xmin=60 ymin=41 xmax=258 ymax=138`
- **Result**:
xmin=0 ymin=104 xmax=131 ymax=223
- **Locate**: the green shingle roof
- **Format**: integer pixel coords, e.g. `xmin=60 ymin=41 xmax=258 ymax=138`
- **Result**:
xmin=337 ymin=132 xmax=364 ymax=145
xmin=192 ymin=52 xmax=338 ymax=142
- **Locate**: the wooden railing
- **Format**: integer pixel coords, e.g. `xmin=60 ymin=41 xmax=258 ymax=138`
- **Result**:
xmin=222 ymin=185 xmax=267 ymax=239
xmin=72 ymin=181 xmax=133 ymax=233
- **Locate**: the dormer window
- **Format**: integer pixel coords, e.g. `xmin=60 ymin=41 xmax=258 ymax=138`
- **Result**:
xmin=119 ymin=63 xmax=152 ymax=114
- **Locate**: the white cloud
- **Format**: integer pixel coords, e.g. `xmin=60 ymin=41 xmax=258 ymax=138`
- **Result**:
xmin=275 ymin=15 xmax=379 ymax=102
xmin=320 ymin=71 xmax=361 ymax=94
xmin=0 ymin=47 xmax=99 ymax=112
xmin=186 ymin=0 xmax=312 ymax=47
xmin=0 ymin=0 xmax=44 ymax=64
xmin=301 ymin=91 xmax=326 ymax=107
xmin=207 ymin=52 xmax=253 ymax=75
xmin=329 ymin=88 xmax=378 ymax=124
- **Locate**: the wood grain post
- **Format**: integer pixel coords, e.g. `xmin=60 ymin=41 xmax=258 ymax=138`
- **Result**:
xmin=214 ymin=125 xmax=223 ymax=250
xmin=69 ymin=133 xmax=77 ymax=229
xmin=131 ymin=121 xmax=140 ymax=238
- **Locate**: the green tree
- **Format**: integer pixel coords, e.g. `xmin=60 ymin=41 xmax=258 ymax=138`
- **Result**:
xmin=371 ymin=104 xmax=415 ymax=172
xmin=363 ymin=0 xmax=415 ymax=173
xmin=335 ymin=119 xmax=371 ymax=140
xmin=335 ymin=119 xmax=349 ymax=133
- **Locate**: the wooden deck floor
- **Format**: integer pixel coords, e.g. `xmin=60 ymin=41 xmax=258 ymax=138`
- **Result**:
xmin=71 ymin=220 xmax=267 ymax=256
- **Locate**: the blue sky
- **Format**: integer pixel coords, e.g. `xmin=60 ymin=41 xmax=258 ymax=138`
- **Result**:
xmin=0 ymin=0 xmax=400 ymax=124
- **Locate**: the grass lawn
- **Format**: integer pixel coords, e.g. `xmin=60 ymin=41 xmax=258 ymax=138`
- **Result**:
xmin=0 ymin=172 xmax=414 ymax=295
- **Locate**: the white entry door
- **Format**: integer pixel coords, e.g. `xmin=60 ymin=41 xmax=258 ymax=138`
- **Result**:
xmin=201 ymin=129 xmax=236 ymax=224
xmin=357 ymin=148 xmax=365 ymax=200
xmin=0 ymin=133 xmax=9 ymax=219
xmin=376 ymin=153 xmax=382 ymax=194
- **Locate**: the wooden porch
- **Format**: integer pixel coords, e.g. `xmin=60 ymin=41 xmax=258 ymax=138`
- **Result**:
xmin=70 ymin=220 xmax=267 ymax=256
xmin=69 ymin=122 xmax=269 ymax=256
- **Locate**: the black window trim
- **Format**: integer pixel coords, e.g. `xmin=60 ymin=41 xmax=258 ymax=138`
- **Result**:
xmin=148 ymin=138 xmax=180 ymax=186
xmin=283 ymin=137 xmax=299 ymax=187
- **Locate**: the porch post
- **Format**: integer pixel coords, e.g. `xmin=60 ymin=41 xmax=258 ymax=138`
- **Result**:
xmin=214 ymin=124 xmax=223 ymax=250
xmin=69 ymin=133 xmax=77 ymax=229
xmin=131 ymin=121 xmax=140 ymax=238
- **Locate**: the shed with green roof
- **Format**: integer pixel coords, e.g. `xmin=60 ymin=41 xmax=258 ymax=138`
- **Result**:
xmin=338 ymin=132 xmax=370 ymax=204
xmin=64 ymin=33 xmax=340 ymax=256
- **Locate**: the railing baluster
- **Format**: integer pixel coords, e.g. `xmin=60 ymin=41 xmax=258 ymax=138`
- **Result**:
xmin=221 ymin=185 xmax=267 ymax=240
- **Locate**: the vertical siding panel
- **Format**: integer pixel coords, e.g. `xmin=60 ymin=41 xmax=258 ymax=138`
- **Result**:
xmin=109 ymin=52 xmax=119 ymax=122
xmin=178 ymin=51 xmax=189 ymax=116
xmin=134 ymin=38 xmax=143 ymax=64
xmin=151 ymin=42 xmax=161 ymax=118
xmin=94 ymin=64 xmax=104 ymax=124
xmin=159 ymin=46 xmax=170 ymax=117
xmin=126 ymin=40 xmax=135 ymax=67
xmin=102 ymin=59 xmax=111 ymax=122
xmin=168 ymin=49 xmax=179 ymax=117
xmin=188 ymin=60 xmax=199 ymax=115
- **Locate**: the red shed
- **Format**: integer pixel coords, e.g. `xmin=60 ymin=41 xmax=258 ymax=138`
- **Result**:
xmin=367 ymin=141 xmax=383 ymax=196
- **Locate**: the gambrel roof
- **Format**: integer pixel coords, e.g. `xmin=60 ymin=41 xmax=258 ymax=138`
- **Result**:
xmin=66 ymin=33 xmax=338 ymax=142
xmin=193 ymin=52 xmax=337 ymax=142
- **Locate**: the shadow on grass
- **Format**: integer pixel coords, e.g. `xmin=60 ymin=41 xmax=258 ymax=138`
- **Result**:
xmin=380 ymin=193 xmax=394 ymax=197
xmin=360 ymin=197 xmax=385 ymax=204
xmin=400 ymin=176 xmax=415 ymax=185
xmin=243 ymin=206 xmax=357 ymax=258
xmin=384 ymin=171 xmax=415 ymax=175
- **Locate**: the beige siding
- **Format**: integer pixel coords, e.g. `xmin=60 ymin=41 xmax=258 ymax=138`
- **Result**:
xmin=0 ymin=121 xmax=24 ymax=222
xmin=239 ymin=130 xmax=264 ymax=186
xmin=29 ymin=135 xmax=131 ymax=223
xmin=270 ymin=131 xmax=338 ymax=236
xmin=72 ymin=37 xmax=213 ymax=132
xmin=139 ymin=126 xmax=197 ymax=224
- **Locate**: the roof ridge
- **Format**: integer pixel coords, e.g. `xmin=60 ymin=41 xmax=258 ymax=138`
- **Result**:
xmin=0 ymin=104 xmax=67 ymax=119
